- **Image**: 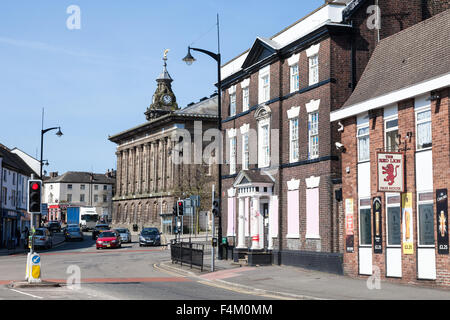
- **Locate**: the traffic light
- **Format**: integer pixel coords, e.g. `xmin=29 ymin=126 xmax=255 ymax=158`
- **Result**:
xmin=172 ymin=204 xmax=177 ymax=216
xmin=212 ymin=198 xmax=220 ymax=217
xmin=28 ymin=180 xmax=42 ymax=213
xmin=177 ymin=200 xmax=184 ymax=216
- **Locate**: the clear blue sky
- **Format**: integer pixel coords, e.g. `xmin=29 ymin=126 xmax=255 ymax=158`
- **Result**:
xmin=0 ymin=0 xmax=324 ymax=175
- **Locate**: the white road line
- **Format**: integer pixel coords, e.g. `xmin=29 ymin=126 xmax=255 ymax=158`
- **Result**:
xmin=9 ymin=289 xmax=43 ymax=299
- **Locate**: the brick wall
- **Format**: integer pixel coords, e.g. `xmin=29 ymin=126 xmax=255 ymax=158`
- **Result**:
xmin=341 ymin=88 xmax=450 ymax=288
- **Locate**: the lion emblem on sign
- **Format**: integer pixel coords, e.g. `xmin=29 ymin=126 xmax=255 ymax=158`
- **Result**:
xmin=382 ymin=164 xmax=399 ymax=186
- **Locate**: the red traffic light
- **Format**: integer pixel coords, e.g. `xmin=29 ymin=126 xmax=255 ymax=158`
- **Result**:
xmin=178 ymin=201 xmax=183 ymax=206
xmin=31 ymin=182 xmax=40 ymax=190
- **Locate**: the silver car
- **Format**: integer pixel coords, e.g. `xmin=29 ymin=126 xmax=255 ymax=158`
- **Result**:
xmin=33 ymin=228 xmax=53 ymax=249
xmin=114 ymin=228 xmax=132 ymax=243
xmin=65 ymin=226 xmax=84 ymax=241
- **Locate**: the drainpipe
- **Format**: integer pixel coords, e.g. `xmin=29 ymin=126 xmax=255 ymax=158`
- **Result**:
xmin=277 ymin=58 xmax=283 ymax=265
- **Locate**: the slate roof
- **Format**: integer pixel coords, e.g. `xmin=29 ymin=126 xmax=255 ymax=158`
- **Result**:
xmin=342 ymin=9 xmax=450 ymax=109
xmin=44 ymin=171 xmax=115 ymax=184
xmin=0 ymin=144 xmax=35 ymax=176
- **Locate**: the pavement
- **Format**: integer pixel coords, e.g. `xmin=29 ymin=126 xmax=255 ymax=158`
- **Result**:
xmin=155 ymin=233 xmax=450 ymax=300
xmin=0 ymin=232 xmax=66 ymax=256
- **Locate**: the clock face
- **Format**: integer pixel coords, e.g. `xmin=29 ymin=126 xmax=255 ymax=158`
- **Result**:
xmin=162 ymin=95 xmax=172 ymax=105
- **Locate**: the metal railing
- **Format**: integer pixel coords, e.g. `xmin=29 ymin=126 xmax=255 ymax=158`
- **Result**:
xmin=170 ymin=239 xmax=204 ymax=272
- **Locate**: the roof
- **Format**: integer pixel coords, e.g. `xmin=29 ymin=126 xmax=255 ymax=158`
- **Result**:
xmin=44 ymin=171 xmax=115 ymax=184
xmin=333 ymin=9 xmax=450 ymax=120
xmin=109 ymin=95 xmax=218 ymax=143
xmin=0 ymin=144 xmax=35 ymax=176
xmin=233 ymin=170 xmax=275 ymax=187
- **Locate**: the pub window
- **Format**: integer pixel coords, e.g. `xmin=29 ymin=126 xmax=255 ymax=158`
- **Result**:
xmin=230 ymin=93 xmax=236 ymax=116
xmin=359 ymin=198 xmax=372 ymax=246
xmin=416 ymin=109 xmax=432 ymax=150
xmin=242 ymin=86 xmax=250 ymax=112
xmin=418 ymin=192 xmax=435 ymax=246
xmin=357 ymin=126 xmax=370 ymax=162
xmin=386 ymin=193 xmax=401 ymax=246
xmin=385 ymin=117 xmax=399 ymax=152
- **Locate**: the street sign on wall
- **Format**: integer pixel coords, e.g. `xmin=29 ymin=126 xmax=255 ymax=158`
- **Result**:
xmin=377 ymin=152 xmax=404 ymax=192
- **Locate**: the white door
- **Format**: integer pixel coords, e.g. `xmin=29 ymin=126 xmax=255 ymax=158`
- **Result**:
xmin=417 ymin=197 xmax=436 ymax=280
xmin=359 ymin=205 xmax=372 ymax=275
xmin=386 ymin=196 xmax=402 ymax=277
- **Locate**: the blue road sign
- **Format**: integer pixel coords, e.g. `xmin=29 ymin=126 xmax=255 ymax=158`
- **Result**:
xmin=32 ymin=255 xmax=40 ymax=264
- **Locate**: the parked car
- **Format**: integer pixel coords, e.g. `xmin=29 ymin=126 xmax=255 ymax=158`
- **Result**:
xmin=92 ymin=224 xmax=110 ymax=240
xmin=114 ymin=228 xmax=132 ymax=243
xmin=33 ymin=228 xmax=53 ymax=249
xmin=47 ymin=221 xmax=61 ymax=233
xmin=139 ymin=228 xmax=161 ymax=247
xmin=96 ymin=230 xmax=121 ymax=249
xmin=65 ymin=226 xmax=84 ymax=241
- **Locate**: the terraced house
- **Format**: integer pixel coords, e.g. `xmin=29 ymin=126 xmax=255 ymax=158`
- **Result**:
xmin=219 ymin=0 xmax=448 ymax=272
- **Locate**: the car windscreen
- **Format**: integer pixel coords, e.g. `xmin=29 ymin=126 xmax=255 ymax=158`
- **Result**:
xmin=68 ymin=228 xmax=80 ymax=232
xmin=115 ymin=229 xmax=127 ymax=233
xmin=96 ymin=226 xmax=109 ymax=230
xmin=99 ymin=232 xmax=116 ymax=238
xmin=141 ymin=229 xmax=158 ymax=236
xmin=34 ymin=230 xmax=45 ymax=236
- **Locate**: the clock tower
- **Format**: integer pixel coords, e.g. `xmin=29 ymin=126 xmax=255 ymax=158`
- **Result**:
xmin=145 ymin=49 xmax=179 ymax=120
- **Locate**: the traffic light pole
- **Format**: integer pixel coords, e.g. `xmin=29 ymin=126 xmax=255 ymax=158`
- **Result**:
xmin=211 ymin=184 xmax=215 ymax=272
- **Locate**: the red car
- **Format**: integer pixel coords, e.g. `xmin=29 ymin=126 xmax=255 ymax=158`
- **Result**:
xmin=96 ymin=230 xmax=122 ymax=249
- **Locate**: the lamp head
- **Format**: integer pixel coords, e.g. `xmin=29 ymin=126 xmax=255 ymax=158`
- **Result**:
xmin=56 ymin=127 xmax=63 ymax=137
xmin=182 ymin=47 xmax=196 ymax=66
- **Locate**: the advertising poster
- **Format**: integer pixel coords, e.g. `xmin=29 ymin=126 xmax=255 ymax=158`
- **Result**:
xmin=345 ymin=199 xmax=354 ymax=253
xmin=402 ymin=193 xmax=414 ymax=255
xmin=436 ymin=189 xmax=449 ymax=254
xmin=373 ymin=197 xmax=382 ymax=254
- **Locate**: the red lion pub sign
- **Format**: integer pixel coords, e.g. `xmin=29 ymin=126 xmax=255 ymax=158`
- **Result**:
xmin=377 ymin=152 xmax=404 ymax=192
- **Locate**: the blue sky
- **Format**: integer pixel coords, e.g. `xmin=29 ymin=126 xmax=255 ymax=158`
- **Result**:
xmin=0 ymin=0 xmax=323 ymax=175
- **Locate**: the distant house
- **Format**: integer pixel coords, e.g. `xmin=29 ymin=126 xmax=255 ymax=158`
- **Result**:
xmin=0 ymin=144 xmax=35 ymax=248
xmin=43 ymin=171 xmax=115 ymax=222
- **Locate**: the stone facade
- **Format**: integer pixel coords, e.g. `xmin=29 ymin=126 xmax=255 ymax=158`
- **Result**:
xmin=109 ymin=55 xmax=218 ymax=233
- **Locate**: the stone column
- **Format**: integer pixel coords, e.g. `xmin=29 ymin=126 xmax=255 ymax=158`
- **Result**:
xmin=250 ymin=196 xmax=261 ymax=250
xmin=116 ymin=151 xmax=122 ymax=196
xmin=154 ymin=141 xmax=159 ymax=193
xmin=124 ymin=149 xmax=129 ymax=195
xmin=237 ymin=196 xmax=246 ymax=249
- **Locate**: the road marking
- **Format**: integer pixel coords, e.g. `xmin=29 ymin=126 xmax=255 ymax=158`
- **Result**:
xmin=196 ymin=280 xmax=292 ymax=300
xmin=9 ymin=289 xmax=43 ymax=299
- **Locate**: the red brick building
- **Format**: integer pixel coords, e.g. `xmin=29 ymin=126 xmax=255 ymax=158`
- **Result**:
xmin=219 ymin=0 xmax=448 ymax=273
xmin=330 ymin=9 xmax=450 ymax=287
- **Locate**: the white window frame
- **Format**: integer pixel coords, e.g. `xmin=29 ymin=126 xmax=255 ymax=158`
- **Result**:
xmin=415 ymin=107 xmax=432 ymax=151
xmin=384 ymin=116 xmax=399 ymax=152
xmin=289 ymin=118 xmax=299 ymax=163
xmin=357 ymin=125 xmax=370 ymax=163
xmin=290 ymin=63 xmax=299 ymax=93
xmin=358 ymin=198 xmax=372 ymax=247
xmin=230 ymin=136 xmax=237 ymax=174
xmin=242 ymin=86 xmax=250 ymax=112
xmin=258 ymin=118 xmax=270 ymax=168
xmin=308 ymin=54 xmax=319 ymax=86
xmin=308 ymin=112 xmax=319 ymax=159
xmin=258 ymin=66 xmax=270 ymax=104
xmin=242 ymin=133 xmax=249 ymax=170
xmin=230 ymin=93 xmax=236 ymax=116
xmin=417 ymin=191 xmax=435 ymax=248
xmin=386 ymin=193 xmax=401 ymax=247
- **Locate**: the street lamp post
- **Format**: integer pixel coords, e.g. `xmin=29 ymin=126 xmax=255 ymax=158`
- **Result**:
xmin=182 ymin=14 xmax=224 ymax=259
xmin=40 ymin=109 xmax=63 ymax=227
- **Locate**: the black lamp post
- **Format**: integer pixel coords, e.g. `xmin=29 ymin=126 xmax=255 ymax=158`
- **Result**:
xmin=40 ymin=124 xmax=63 ymax=227
xmin=182 ymin=14 xmax=224 ymax=259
